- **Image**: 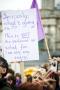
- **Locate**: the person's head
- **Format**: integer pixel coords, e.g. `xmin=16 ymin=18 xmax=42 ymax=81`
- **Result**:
xmin=15 ymin=73 xmax=21 ymax=79
xmin=32 ymin=71 xmax=42 ymax=82
xmin=19 ymin=82 xmax=43 ymax=90
xmin=7 ymin=68 xmax=15 ymax=76
xmin=26 ymin=75 xmax=32 ymax=82
xmin=6 ymin=75 xmax=16 ymax=87
xmin=0 ymin=56 xmax=8 ymax=78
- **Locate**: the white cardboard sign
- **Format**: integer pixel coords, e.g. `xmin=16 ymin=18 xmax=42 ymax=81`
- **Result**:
xmin=2 ymin=9 xmax=39 ymax=62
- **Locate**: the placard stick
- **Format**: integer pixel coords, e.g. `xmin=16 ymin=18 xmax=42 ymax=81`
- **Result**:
xmin=20 ymin=61 xmax=25 ymax=82
xmin=44 ymin=35 xmax=51 ymax=60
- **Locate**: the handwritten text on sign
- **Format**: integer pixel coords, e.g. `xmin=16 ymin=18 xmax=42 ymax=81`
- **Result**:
xmin=2 ymin=9 xmax=39 ymax=62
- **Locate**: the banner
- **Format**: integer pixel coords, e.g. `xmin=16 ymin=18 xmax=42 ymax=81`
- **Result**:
xmin=31 ymin=0 xmax=45 ymax=41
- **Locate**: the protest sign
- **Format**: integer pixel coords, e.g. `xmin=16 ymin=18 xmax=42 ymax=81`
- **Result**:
xmin=2 ymin=9 xmax=39 ymax=62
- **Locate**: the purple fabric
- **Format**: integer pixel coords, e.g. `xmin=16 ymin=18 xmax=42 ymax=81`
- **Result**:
xmin=31 ymin=0 xmax=45 ymax=40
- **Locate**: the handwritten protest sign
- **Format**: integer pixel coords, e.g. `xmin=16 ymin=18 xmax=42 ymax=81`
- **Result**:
xmin=2 ymin=9 xmax=39 ymax=62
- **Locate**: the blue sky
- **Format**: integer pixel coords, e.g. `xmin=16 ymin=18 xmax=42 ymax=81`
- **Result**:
xmin=0 ymin=0 xmax=41 ymax=11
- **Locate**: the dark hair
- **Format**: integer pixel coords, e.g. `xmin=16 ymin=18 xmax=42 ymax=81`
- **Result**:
xmin=0 ymin=56 xmax=8 ymax=72
xmin=15 ymin=73 xmax=21 ymax=79
xmin=7 ymin=68 xmax=15 ymax=75
xmin=26 ymin=75 xmax=32 ymax=82
xmin=7 ymin=75 xmax=16 ymax=86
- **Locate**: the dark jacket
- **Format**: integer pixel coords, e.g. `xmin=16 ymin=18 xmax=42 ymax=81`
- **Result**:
xmin=0 ymin=78 xmax=13 ymax=90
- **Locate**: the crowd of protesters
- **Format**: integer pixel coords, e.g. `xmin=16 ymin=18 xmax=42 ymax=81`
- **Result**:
xmin=0 ymin=56 xmax=60 ymax=90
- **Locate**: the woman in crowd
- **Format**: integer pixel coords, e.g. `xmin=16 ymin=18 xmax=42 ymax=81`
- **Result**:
xmin=32 ymin=70 xmax=59 ymax=90
xmin=6 ymin=75 xmax=16 ymax=90
xmin=15 ymin=73 xmax=22 ymax=88
xmin=0 ymin=56 xmax=13 ymax=90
